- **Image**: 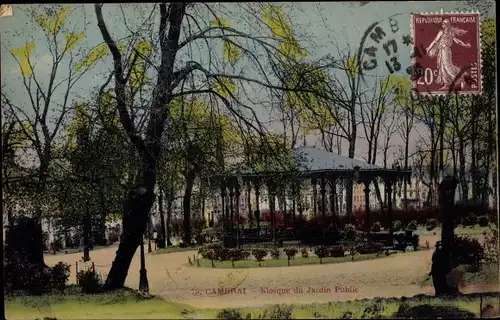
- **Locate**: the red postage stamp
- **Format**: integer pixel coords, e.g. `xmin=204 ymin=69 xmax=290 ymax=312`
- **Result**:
xmin=411 ymin=12 xmax=482 ymax=95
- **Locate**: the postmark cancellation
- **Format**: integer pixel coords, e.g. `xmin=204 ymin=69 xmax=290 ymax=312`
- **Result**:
xmin=411 ymin=12 xmax=482 ymax=95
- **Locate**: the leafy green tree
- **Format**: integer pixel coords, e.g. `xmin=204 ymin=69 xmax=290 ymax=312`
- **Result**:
xmin=2 ymin=5 xmax=101 ymax=264
xmin=92 ymin=3 xmax=316 ymax=289
xmin=1 ymin=115 xmax=35 ymax=223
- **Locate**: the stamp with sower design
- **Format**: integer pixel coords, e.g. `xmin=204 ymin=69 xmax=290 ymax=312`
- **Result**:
xmin=411 ymin=12 xmax=482 ymax=95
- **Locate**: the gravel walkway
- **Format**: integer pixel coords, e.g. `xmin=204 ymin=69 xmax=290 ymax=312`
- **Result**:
xmin=45 ymin=235 xmax=496 ymax=309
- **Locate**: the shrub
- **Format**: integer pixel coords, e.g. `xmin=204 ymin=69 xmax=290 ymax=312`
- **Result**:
xmin=4 ymin=215 xmax=57 ymax=295
xmin=50 ymin=240 xmax=62 ymax=253
xmin=4 ymin=257 xmax=71 ymax=295
xmin=301 ymin=247 xmax=309 ymax=258
xmin=216 ymin=309 xmax=243 ymax=320
xmin=229 ymin=249 xmax=242 ymax=267
xmin=478 ymin=215 xmax=489 ymax=227
xmin=4 ymin=262 xmax=52 ymax=295
xmin=407 ymin=220 xmax=418 ymax=231
xmin=251 ymin=248 xmax=268 ymax=267
xmin=357 ymin=242 xmax=384 ymax=255
xmin=344 ymin=223 xmax=356 ymax=231
xmin=77 ymin=268 xmax=103 ymax=293
xmin=349 ymin=246 xmax=357 ymax=260
xmin=240 ymin=250 xmax=251 ymax=260
xmin=50 ymin=262 xmax=71 ymax=292
xmin=462 ymin=213 xmax=477 ymax=227
xmin=425 ymin=218 xmax=438 ymax=231
xmin=204 ymin=249 xmax=217 ymax=268
xmin=361 ymin=302 xmax=384 ymax=319
xmin=217 ymin=248 xmax=231 ymax=261
xmin=259 ymin=304 xmax=293 ymax=320
xmin=328 ymin=245 xmax=345 ymax=257
xmin=283 ymin=247 xmax=298 ymax=266
xmin=392 ymin=220 xmax=402 ymax=231
xmin=342 ymin=223 xmax=357 ymax=241
xmin=42 ymin=232 xmax=49 ymax=251
xmin=314 ymin=246 xmax=328 ymax=264
xmin=107 ymin=226 xmax=121 ymax=244
xmin=370 ymin=221 xmax=381 ymax=233
xmin=392 ymin=304 xmax=475 ymax=318
xmin=352 ymin=207 xmax=441 ymax=229
xmin=411 ymin=233 xmax=420 ymax=250
xmin=199 ymin=244 xmax=227 ymax=261
xmin=270 ymin=248 xmax=280 ymax=260
xmin=450 ymin=235 xmax=485 ymax=270
xmin=483 ymin=227 xmax=499 ymax=263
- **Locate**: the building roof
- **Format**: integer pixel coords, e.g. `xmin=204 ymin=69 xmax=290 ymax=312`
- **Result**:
xmin=293 ymin=147 xmax=382 ymax=171
xmin=207 ymin=147 xmax=410 ymax=181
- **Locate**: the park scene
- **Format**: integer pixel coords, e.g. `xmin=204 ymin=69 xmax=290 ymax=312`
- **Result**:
xmin=1 ymin=2 xmax=498 ymax=319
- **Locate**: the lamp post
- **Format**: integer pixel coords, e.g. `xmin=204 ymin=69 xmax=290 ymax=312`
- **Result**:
xmin=139 ymin=232 xmax=149 ymax=294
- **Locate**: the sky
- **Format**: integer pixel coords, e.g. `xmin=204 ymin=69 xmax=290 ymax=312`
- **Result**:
xmin=0 ymin=1 xmax=494 ymax=167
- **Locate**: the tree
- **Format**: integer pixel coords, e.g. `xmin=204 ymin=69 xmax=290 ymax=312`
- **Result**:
xmin=49 ymin=86 xmax=135 ymax=256
xmin=412 ymin=95 xmax=450 ymax=206
xmin=394 ymin=77 xmax=416 ymax=208
xmin=2 ymin=5 xmax=97 ymax=264
xmin=168 ymin=97 xmax=240 ymax=245
xmin=473 ymin=18 xmax=496 ymax=206
xmin=359 ymin=75 xmax=405 ymax=206
xmin=1 ymin=115 xmax=35 ymax=223
xmin=157 ymin=148 xmax=183 ymax=248
xmin=409 ymin=18 xmax=496 ymax=207
xmin=94 ymin=3 xmax=314 ymax=289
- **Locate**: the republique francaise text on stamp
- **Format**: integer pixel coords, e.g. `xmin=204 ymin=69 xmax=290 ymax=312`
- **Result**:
xmin=411 ymin=12 xmax=482 ymax=95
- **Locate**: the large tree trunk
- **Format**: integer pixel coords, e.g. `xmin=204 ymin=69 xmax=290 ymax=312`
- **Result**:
xmin=451 ymin=138 xmax=458 ymax=179
xmin=166 ymin=188 xmax=174 ymax=246
xmin=96 ymin=186 xmax=108 ymax=246
xmin=103 ymin=171 xmax=155 ymax=290
xmin=83 ymin=207 xmax=91 ymax=262
xmin=183 ymin=172 xmax=196 ymax=246
xmin=432 ymin=176 xmax=459 ymax=296
xmin=34 ymin=172 xmax=48 ymax=267
xmin=403 ymin=137 xmax=410 ymax=209
xmin=96 ymin=2 xmax=186 ymax=291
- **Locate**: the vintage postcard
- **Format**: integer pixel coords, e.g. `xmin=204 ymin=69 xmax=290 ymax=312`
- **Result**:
xmin=2 ymin=2 xmax=498 ymax=320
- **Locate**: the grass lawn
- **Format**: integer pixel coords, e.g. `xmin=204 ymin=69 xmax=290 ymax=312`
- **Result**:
xmin=279 ymin=293 xmax=500 ymax=319
xmin=417 ymin=224 xmax=492 ymax=237
xmin=6 ymin=286 xmax=500 ymax=319
xmin=6 ymin=286 xmax=216 ymax=320
xmin=150 ymin=245 xmax=200 ymax=255
xmin=421 ymin=262 xmax=500 ymax=286
xmin=194 ymin=252 xmax=400 ymax=268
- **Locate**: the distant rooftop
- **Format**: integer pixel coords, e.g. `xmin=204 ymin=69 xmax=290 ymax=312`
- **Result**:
xmin=209 ymin=147 xmax=409 ymax=180
xmin=293 ymin=147 xmax=382 ymax=172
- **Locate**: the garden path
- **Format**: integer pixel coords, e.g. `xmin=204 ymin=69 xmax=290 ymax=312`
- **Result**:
xmin=44 ymin=234 xmax=496 ymax=309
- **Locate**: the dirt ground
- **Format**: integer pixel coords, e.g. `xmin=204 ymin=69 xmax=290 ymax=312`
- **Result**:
xmin=45 ymin=234 xmax=497 ymax=309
